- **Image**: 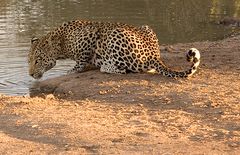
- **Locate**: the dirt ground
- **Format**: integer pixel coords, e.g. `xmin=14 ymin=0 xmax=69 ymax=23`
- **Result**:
xmin=0 ymin=35 xmax=240 ymax=154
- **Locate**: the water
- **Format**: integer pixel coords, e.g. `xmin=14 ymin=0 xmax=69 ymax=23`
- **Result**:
xmin=0 ymin=0 xmax=240 ymax=96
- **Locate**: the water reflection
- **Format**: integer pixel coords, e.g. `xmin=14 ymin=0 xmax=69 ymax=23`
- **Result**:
xmin=0 ymin=0 xmax=240 ymax=95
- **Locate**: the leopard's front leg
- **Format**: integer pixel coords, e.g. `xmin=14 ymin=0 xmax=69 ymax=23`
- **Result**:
xmin=67 ymin=61 xmax=88 ymax=73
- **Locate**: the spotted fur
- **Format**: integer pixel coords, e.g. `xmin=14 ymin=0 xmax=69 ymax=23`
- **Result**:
xmin=28 ymin=20 xmax=200 ymax=79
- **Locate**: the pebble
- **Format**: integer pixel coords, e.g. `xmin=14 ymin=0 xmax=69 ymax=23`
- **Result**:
xmin=31 ymin=125 xmax=38 ymax=128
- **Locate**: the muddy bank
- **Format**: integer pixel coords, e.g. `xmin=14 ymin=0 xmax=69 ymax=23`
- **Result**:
xmin=0 ymin=35 xmax=240 ymax=154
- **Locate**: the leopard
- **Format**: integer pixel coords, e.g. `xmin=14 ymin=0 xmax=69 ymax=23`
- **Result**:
xmin=28 ymin=20 xmax=200 ymax=79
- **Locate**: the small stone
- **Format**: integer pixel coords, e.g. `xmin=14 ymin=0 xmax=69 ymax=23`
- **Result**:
xmin=45 ymin=94 xmax=55 ymax=99
xmin=99 ymin=90 xmax=107 ymax=95
xmin=228 ymin=142 xmax=238 ymax=148
xmin=31 ymin=125 xmax=38 ymax=128
xmin=126 ymin=91 xmax=131 ymax=94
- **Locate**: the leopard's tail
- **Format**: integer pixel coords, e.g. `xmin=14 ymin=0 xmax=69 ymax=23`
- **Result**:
xmin=154 ymin=48 xmax=201 ymax=78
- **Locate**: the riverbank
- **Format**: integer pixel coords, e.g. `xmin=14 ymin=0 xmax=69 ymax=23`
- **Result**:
xmin=0 ymin=35 xmax=240 ymax=154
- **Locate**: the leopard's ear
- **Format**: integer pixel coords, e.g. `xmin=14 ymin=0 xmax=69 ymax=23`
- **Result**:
xmin=31 ymin=37 xmax=39 ymax=44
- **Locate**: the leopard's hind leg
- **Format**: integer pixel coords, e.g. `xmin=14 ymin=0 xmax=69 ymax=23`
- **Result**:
xmin=100 ymin=63 xmax=126 ymax=74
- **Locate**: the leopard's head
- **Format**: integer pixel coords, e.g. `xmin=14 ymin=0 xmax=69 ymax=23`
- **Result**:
xmin=28 ymin=36 xmax=56 ymax=79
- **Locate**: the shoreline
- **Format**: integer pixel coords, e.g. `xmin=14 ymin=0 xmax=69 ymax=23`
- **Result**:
xmin=0 ymin=35 xmax=239 ymax=154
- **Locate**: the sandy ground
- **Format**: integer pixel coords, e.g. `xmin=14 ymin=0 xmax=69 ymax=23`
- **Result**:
xmin=0 ymin=35 xmax=240 ymax=154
